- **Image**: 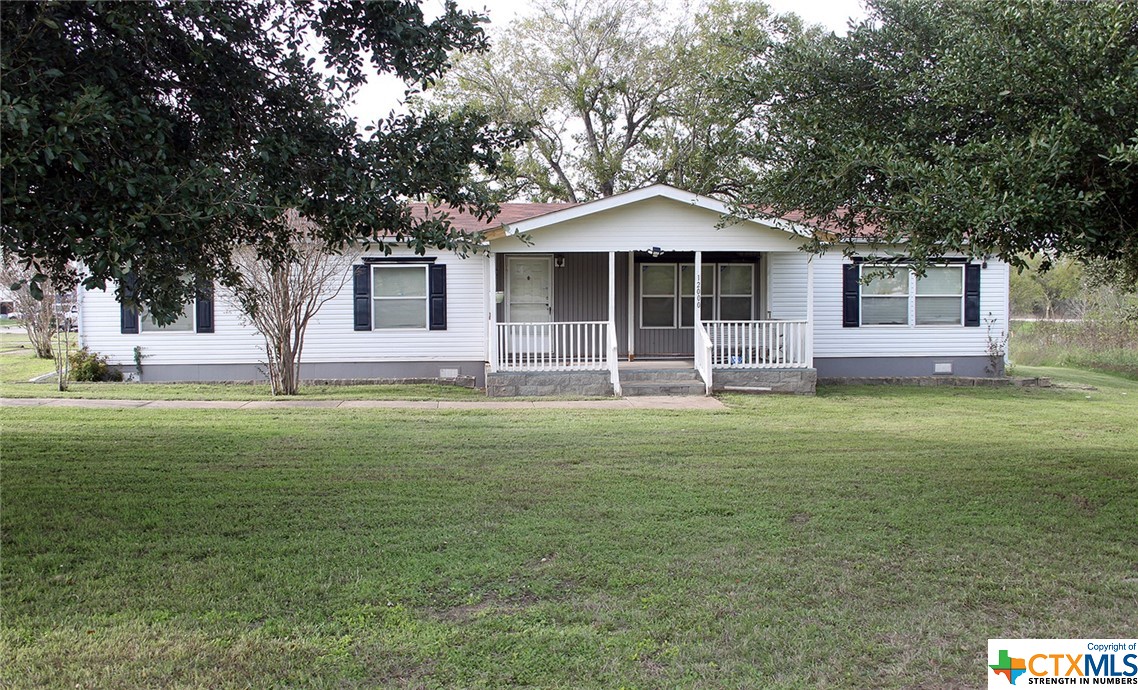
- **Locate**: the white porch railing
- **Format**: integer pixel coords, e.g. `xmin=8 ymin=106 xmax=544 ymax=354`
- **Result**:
xmin=694 ymin=320 xmax=713 ymax=395
xmin=705 ymin=320 xmax=810 ymax=368
xmin=496 ymin=321 xmax=609 ymax=371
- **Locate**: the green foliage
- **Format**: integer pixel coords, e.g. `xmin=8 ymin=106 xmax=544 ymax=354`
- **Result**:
xmin=741 ymin=0 xmax=1138 ymax=281
xmin=432 ymin=0 xmax=803 ymax=202
xmin=1009 ymin=256 xmax=1085 ymax=318
xmin=1011 ymin=318 xmax=1138 ymax=378
xmin=1 ymin=1 xmax=522 ymax=321
xmin=68 ymin=347 xmax=123 ymax=382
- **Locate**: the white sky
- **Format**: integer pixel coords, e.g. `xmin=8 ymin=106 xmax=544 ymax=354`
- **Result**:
xmin=346 ymin=0 xmax=869 ymax=124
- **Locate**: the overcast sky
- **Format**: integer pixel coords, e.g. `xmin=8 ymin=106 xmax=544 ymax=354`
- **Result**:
xmin=346 ymin=0 xmax=869 ymax=124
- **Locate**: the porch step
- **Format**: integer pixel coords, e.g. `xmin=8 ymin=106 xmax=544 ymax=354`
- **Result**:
xmin=618 ymin=367 xmax=706 ymax=396
xmin=621 ymin=380 xmax=707 ymax=396
xmin=623 ymin=368 xmax=701 ymax=384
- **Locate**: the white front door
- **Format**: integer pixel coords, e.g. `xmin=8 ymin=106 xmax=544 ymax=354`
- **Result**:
xmin=506 ymin=256 xmax=553 ymax=355
xmin=506 ymin=256 xmax=553 ymax=322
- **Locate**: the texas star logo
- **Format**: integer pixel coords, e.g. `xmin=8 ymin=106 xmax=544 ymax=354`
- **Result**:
xmin=990 ymin=649 xmax=1028 ymax=684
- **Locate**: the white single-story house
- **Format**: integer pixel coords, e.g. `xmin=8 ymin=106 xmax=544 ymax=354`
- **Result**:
xmin=77 ymin=184 xmax=1009 ymax=396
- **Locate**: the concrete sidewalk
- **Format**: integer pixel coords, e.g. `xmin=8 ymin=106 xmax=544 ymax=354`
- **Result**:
xmin=1 ymin=396 xmax=726 ymax=411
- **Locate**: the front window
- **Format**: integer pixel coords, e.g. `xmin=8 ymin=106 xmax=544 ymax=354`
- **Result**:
xmin=860 ymin=265 xmax=965 ymax=326
xmin=641 ymin=264 xmax=677 ymax=328
xmin=140 ymin=306 xmax=193 ymax=332
xmin=373 ymin=265 xmax=427 ymax=329
xmin=860 ymin=267 xmax=910 ymax=325
xmin=916 ymin=266 xmax=964 ymax=325
xmin=717 ymin=264 xmax=754 ymax=321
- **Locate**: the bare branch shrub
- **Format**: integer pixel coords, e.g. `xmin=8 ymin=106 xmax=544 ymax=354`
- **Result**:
xmin=229 ymin=213 xmax=354 ymax=396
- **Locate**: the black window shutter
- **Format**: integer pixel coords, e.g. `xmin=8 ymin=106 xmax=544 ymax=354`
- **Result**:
xmin=120 ymin=273 xmax=139 ymax=334
xmin=964 ymin=263 xmax=981 ymax=327
xmin=195 ymin=282 xmax=215 ymax=333
xmin=429 ymin=263 xmax=447 ymax=330
xmin=353 ymin=265 xmax=371 ymax=331
xmin=842 ymin=263 xmax=860 ymax=327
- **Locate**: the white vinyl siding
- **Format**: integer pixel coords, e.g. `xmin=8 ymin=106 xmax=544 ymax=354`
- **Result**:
xmin=80 ymin=247 xmax=488 ymax=368
xmin=813 ymin=254 xmax=1009 ymax=357
xmin=766 ymin=252 xmax=808 ymax=320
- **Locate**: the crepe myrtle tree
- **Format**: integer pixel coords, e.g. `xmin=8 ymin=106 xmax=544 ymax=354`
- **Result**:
xmin=1 ymin=0 xmax=523 ymax=323
xmin=1 ymin=256 xmax=65 ymax=359
xmin=228 ymin=213 xmax=356 ymax=396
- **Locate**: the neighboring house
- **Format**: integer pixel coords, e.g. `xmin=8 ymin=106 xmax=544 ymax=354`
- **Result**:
xmin=78 ymin=185 xmax=1010 ymax=396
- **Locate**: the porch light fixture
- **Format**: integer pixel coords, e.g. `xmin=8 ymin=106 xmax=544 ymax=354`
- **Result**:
xmin=554 ymin=254 xmax=566 ymax=268
xmin=647 ymin=246 xmax=664 ymax=258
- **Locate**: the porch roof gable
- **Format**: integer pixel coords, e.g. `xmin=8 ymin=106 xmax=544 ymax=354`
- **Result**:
xmin=482 ymin=184 xmax=814 ymax=241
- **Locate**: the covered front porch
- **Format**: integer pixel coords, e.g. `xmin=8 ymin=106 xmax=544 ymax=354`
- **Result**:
xmin=485 ymin=249 xmax=816 ymax=397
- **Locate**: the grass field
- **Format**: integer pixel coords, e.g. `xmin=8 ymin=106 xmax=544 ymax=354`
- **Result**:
xmin=0 ymin=331 xmax=483 ymax=401
xmin=3 ymin=374 xmax=1136 ymax=688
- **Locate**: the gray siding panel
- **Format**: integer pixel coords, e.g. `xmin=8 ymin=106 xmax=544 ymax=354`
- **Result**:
xmin=131 ymin=360 xmax=488 ymax=385
xmin=815 ymin=355 xmax=1000 ymax=378
xmin=553 ymin=252 xmax=608 ymax=321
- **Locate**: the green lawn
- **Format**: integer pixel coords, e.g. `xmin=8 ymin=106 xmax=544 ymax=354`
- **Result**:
xmin=2 ymin=376 xmax=1136 ymax=688
xmin=0 ymin=338 xmax=483 ymax=400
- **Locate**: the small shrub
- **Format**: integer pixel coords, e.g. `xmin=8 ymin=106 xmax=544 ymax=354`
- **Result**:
xmin=69 ymin=348 xmax=124 ymax=382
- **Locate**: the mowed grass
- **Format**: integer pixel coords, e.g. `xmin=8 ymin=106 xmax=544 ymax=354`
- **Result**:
xmin=2 ymin=380 xmax=1137 ymax=688
xmin=0 ymin=332 xmax=483 ymax=400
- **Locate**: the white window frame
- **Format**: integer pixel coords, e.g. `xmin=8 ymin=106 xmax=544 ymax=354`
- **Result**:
xmin=860 ymin=264 xmax=966 ymax=327
xmin=915 ymin=265 xmax=965 ymax=326
xmin=716 ymin=263 xmax=755 ymax=321
xmin=139 ymin=305 xmax=195 ymax=333
xmin=372 ymin=263 xmax=429 ymax=330
xmin=640 ymin=263 xmax=678 ymax=329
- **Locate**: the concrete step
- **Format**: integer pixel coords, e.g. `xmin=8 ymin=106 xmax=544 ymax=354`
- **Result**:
xmin=619 ymin=368 xmax=703 ymax=384
xmin=620 ymin=380 xmax=707 ymax=396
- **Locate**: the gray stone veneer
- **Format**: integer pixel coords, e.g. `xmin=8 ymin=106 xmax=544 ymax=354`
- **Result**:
xmin=711 ymin=368 xmax=817 ymax=395
xmin=486 ymin=370 xmax=614 ymax=398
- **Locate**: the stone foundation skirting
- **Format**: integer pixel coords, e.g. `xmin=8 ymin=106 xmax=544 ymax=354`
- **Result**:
xmin=486 ymin=370 xmax=614 ymax=398
xmin=711 ymin=368 xmax=817 ymax=395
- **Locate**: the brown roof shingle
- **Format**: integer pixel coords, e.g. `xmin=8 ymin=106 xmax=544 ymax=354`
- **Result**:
xmin=408 ymin=201 xmax=573 ymax=234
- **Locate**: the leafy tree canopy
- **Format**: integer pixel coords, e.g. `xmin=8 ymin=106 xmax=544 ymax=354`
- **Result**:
xmin=431 ymin=0 xmax=804 ymax=202
xmin=738 ymin=0 xmax=1138 ymax=282
xmin=2 ymin=0 xmax=521 ymax=319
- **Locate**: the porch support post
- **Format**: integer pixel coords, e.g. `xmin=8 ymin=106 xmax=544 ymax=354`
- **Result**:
xmin=806 ymin=255 xmax=815 ymax=367
xmin=608 ymin=251 xmax=616 ymax=324
xmin=691 ymin=250 xmax=701 ymax=330
xmin=626 ymin=251 xmax=635 ymax=359
xmin=487 ymin=251 xmax=498 ymax=372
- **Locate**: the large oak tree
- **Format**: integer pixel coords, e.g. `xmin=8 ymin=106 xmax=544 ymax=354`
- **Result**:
xmin=2 ymin=0 xmax=520 ymax=319
xmin=738 ymin=0 xmax=1138 ymax=281
xmin=432 ymin=0 xmax=803 ymax=202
